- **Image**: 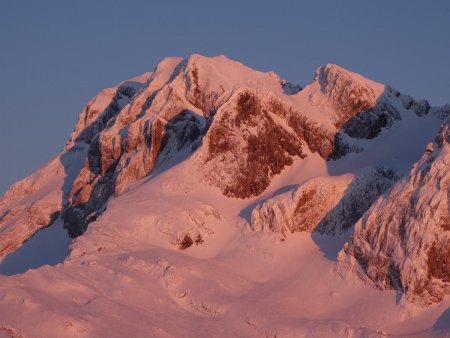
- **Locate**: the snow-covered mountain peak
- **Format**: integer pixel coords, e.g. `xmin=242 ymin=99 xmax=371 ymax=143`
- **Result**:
xmin=306 ymin=64 xmax=385 ymax=127
xmin=314 ymin=63 xmax=384 ymax=97
xmin=183 ymin=54 xmax=287 ymax=100
xmin=154 ymin=56 xmax=185 ymax=73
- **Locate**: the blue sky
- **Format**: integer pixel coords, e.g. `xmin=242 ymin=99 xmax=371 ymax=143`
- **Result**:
xmin=1 ymin=0 xmax=449 ymax=193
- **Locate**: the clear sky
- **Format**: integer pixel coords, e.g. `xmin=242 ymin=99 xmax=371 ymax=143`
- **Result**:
xmin=1 ymin=0 xmax=449 ymax=194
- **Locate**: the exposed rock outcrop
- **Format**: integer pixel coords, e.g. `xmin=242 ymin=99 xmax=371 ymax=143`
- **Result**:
xmin=196 ymin=89 xmax=335 ymax=198
xmin=340 ymin=119 xmax=450 ymax=305
xmin=315 ymin=64 xmax=381 ymax=128
xmin=251 ymin=167 xmax=396 ymax=236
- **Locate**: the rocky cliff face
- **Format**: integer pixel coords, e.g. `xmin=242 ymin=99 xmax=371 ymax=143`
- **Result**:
xmin=195 ymin=89 xmax=334 ymax=198
xmin=251 ymin=167 xmax=396 ymax=237
xmin=315 ymin=64 xmax=381 ymax=129
xmin=340 ymin=119 xmax=450 ymax=305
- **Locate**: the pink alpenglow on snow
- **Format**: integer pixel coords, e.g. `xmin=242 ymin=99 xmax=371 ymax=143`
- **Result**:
xmin=0 ymin=55 xmax=449 ymax=337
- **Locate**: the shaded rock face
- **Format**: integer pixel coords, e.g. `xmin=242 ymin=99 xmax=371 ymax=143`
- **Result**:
xmin=0 ymin=206 xmax=60 ymax=258
xmin=281 ymin=81 xmax=302 ymax=95
xmin=251 ymin=167 xmax=396 ymax=237
xmin=159 ymin=110 xmax=205 ymax=160
xmin=341 ymin=102 xmax=401 ymax=139
xmin=70 ymin=83 xmax=140 ymax=144
xmin=63 ymin=75 xmax=190 ymax=236
xmin=340 ymin=120 xmax=450 ymax=305
xmin=64 ymin=110 xmax=205 ymax=237
xmin=317 ymin=167 xmax=397 ymax=235
xmin=435 ymin=104 xmax=450 ymax=120
xmin=337 ymin=85 xmax=432 ymax=141
xmin=0 ymin=141 xmax=89 ymax=259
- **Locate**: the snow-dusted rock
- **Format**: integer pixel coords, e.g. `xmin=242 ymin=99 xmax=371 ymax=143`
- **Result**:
xmin=340 ymin=119 xmax=450 ymax=305
xmin=251 ymin=167 xmax=396 ymax=236
xmin=314 ymin=64 xmax=382 ymax=128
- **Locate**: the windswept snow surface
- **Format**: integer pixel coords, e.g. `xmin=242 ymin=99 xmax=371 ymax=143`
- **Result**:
xmin=0 ymin=55 xmax=448 ymax=337
xmin=0 ymin=148 xmax=448 ymax=337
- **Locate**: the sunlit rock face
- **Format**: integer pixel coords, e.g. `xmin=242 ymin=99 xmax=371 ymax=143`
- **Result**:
xmin=195 ymin=89 xmax=335 ymax=199
xmin=340 ymin=120 xmax=450 ymax=305
xmin=251 ymin=167 xmax=396 ymax=237
xmin=315 ymin=64 xmax=380 ymax=128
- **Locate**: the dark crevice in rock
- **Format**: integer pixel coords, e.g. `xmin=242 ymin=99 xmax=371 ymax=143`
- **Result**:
xmin=179 ymin=235 xmax=194 ymax=250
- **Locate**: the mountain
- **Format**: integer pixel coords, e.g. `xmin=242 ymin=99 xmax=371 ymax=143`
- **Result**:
xmin=0 ymin=54 xmax=449 ymax=337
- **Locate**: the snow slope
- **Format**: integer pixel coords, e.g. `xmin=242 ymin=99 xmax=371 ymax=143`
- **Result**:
xmin=0 ymin=54 xmax=449 ymax=337
xmin=0 ymin=154 xmax=448 ymax=337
